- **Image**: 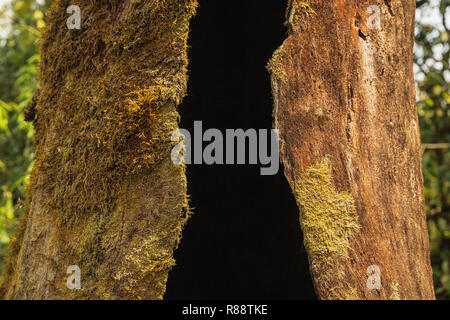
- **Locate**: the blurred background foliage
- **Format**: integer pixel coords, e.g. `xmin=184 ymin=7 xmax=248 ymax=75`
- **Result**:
xmin=416 ymin=0 xmax=450 ymax=299
xmin=0 ymin=0 xmax=448 ymax=298
xmin=0 ymin=0 xmax=49 ymax=281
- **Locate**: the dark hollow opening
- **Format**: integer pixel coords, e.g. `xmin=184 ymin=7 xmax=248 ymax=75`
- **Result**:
xmin=164 ymin=0 xmax=317 ymax=300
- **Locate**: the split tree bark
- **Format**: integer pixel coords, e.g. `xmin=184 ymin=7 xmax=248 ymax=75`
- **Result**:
xmin=0 ymin=0 xmax=435 ymax=300
xmin=268 ymin=0 xmax=435 ymax=299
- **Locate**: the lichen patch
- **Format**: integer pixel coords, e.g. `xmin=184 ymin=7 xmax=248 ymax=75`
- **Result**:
xmin=292 ymin=158 xmax=361 ymax=299
xmin=389 ymin=281 xmax=401 ymax=300
xmin=286 ymin=0 xmax=316 ymax=32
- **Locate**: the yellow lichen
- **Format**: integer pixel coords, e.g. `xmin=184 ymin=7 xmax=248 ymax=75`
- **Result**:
xmin=389 ymin=281 xmax=401 ymax=300
xmin=293 ymin=158 xmax=361 ymax=299
xmin=267 ymin=46 xmax=287 ymax=83
xmin=103 ymin=85 xmax=163 ymax=174
xmin=286 ymin=0 xmax=316 ymax=32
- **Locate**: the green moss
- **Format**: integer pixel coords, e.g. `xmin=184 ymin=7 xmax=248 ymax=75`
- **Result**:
xmin=114 ymin=186 xmax=193 ymax=300
xmin=293 ymin=158 xmax=361 ymax=299
xmin=26 ymin=0 xmax=198 ymax=220
xmin=1 ymin=0 xmax=198 ymax=299
xmin=102 ymin=85 xmax=163 ymax=172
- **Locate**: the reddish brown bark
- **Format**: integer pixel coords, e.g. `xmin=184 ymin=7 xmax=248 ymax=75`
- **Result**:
xmin=269 ymin=0 xmax=434 ymax=299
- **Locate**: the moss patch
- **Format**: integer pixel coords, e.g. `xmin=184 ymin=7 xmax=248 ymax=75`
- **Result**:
xmin=267 ymin=46 xmax=287 ymax=83
xmin=286 ymin=0 xmax=316 ymax=33
xmin=27 ymin=0 xmax=198 ymax=220
xmin=293 ymin=158 xmax=361 ymax=299
xmin=1 ymin=0 xmax=198 ymax=299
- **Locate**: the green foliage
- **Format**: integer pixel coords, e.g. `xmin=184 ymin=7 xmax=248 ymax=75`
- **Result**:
xmin=0 ymin=0 xmax=49 ymax=277
xmin=415 ymin=0 xmax=450 ymax=299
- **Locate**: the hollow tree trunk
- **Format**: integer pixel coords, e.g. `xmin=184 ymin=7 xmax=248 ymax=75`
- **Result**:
xmin=0 ymin=0 xmax=435 ymax=300
xmin=268 ymin=0 xmax=435 ymax=299
xmin=0 ymin=0 xmax=197 ymax=299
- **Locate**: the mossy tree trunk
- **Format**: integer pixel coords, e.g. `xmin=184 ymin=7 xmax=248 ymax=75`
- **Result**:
xmin=0 ymin=0 xmax=435 ymax=301
xmin=0 ymin=0 xmax=197 ymax=299
xmin=269 ymin=0 xmax=435 ymax=299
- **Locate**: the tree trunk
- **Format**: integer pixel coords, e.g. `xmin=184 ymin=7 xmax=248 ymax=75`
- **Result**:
xmin=0 ymin=0 xmax=197 ymax=299
xmin=268 ymin=0 xmax=435 ymax=299
xmin=0 ymin=0 xmax=435 ymax=300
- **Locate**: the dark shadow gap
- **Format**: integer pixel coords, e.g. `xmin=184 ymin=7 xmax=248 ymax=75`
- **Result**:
xmin=165 ymin=0 xmax=317 ymax=300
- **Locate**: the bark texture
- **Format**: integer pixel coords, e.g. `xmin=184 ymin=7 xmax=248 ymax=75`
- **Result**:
xmin=268 ymin=0 xmax=435 ymax=299
xmin=1 ymin=0 xmax=197 ymax=299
